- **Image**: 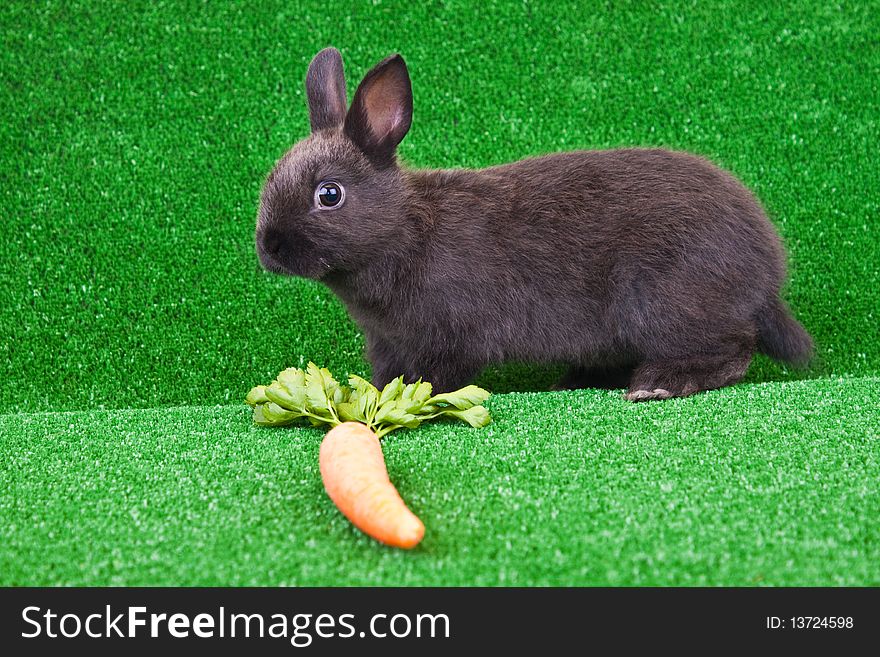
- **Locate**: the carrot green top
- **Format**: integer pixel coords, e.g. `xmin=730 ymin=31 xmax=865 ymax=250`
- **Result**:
xmin=246 ymin=363 xmax=491 ymax=438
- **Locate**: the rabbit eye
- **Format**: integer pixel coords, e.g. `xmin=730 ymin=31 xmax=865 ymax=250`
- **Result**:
xmin=316 ymin=181 xmax=344 ymax=209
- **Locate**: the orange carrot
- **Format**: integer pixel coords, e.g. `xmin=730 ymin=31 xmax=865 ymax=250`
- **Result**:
xmin=319 ymin=422 xmax=425 ymax=549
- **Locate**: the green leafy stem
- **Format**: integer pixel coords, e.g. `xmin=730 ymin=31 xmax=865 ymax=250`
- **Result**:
xmin=245 ymin=363 xmax=491 ymax=438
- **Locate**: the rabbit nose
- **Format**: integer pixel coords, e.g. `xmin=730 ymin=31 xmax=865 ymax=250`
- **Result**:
xmin=261 ymin=228 xmax=284 ymax=256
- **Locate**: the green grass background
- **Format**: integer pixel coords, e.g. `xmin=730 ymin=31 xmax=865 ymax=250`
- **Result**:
xmin=1 ymin=0 xmax=878 ymax=585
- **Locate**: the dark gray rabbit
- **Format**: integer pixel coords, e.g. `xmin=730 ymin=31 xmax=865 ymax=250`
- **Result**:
xmin=255 ymin=47 xmax=813 ymax=400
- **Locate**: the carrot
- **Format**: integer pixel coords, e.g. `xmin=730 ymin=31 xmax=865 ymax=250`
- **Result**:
xmin=319 ymin=421 xmax=425 ymax=549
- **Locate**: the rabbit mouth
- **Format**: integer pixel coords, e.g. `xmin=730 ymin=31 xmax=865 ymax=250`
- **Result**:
xmin=258 ymin=249 xmax=330 ymax=280
xmin=256 ymin=235 xmax=331 ymax=280
xmin=257 ymin=248 xmax=295 ymax=275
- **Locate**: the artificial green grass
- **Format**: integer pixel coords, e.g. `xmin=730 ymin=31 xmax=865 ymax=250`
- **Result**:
xmin=1 ymin=0 xmax=879 ymax=585
xmin=2 ymin=377 xmax=878 ymax=586
xmin=2 ymin=0 xmax=879 ymax=411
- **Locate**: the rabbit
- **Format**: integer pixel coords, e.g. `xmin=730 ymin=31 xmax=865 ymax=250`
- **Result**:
xmin=255 ymin=47 xmax=814 ymax=400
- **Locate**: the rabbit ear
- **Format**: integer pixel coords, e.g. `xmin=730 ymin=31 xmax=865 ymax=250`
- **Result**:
xmin=306 ymin=47 xmax=348 ymax=132
xmin=344 ymin=54 xmax=412 ymax=166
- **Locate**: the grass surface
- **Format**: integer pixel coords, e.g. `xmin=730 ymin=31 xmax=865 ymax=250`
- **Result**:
xmin=3 ymin=378 xmax=878 ymax=586
xmin=1 ymin=0 xmax=878 ymax=585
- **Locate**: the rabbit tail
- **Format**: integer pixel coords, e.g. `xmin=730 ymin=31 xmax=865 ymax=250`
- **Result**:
xmin=756 ymin=296 xmax=814 ymax=367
